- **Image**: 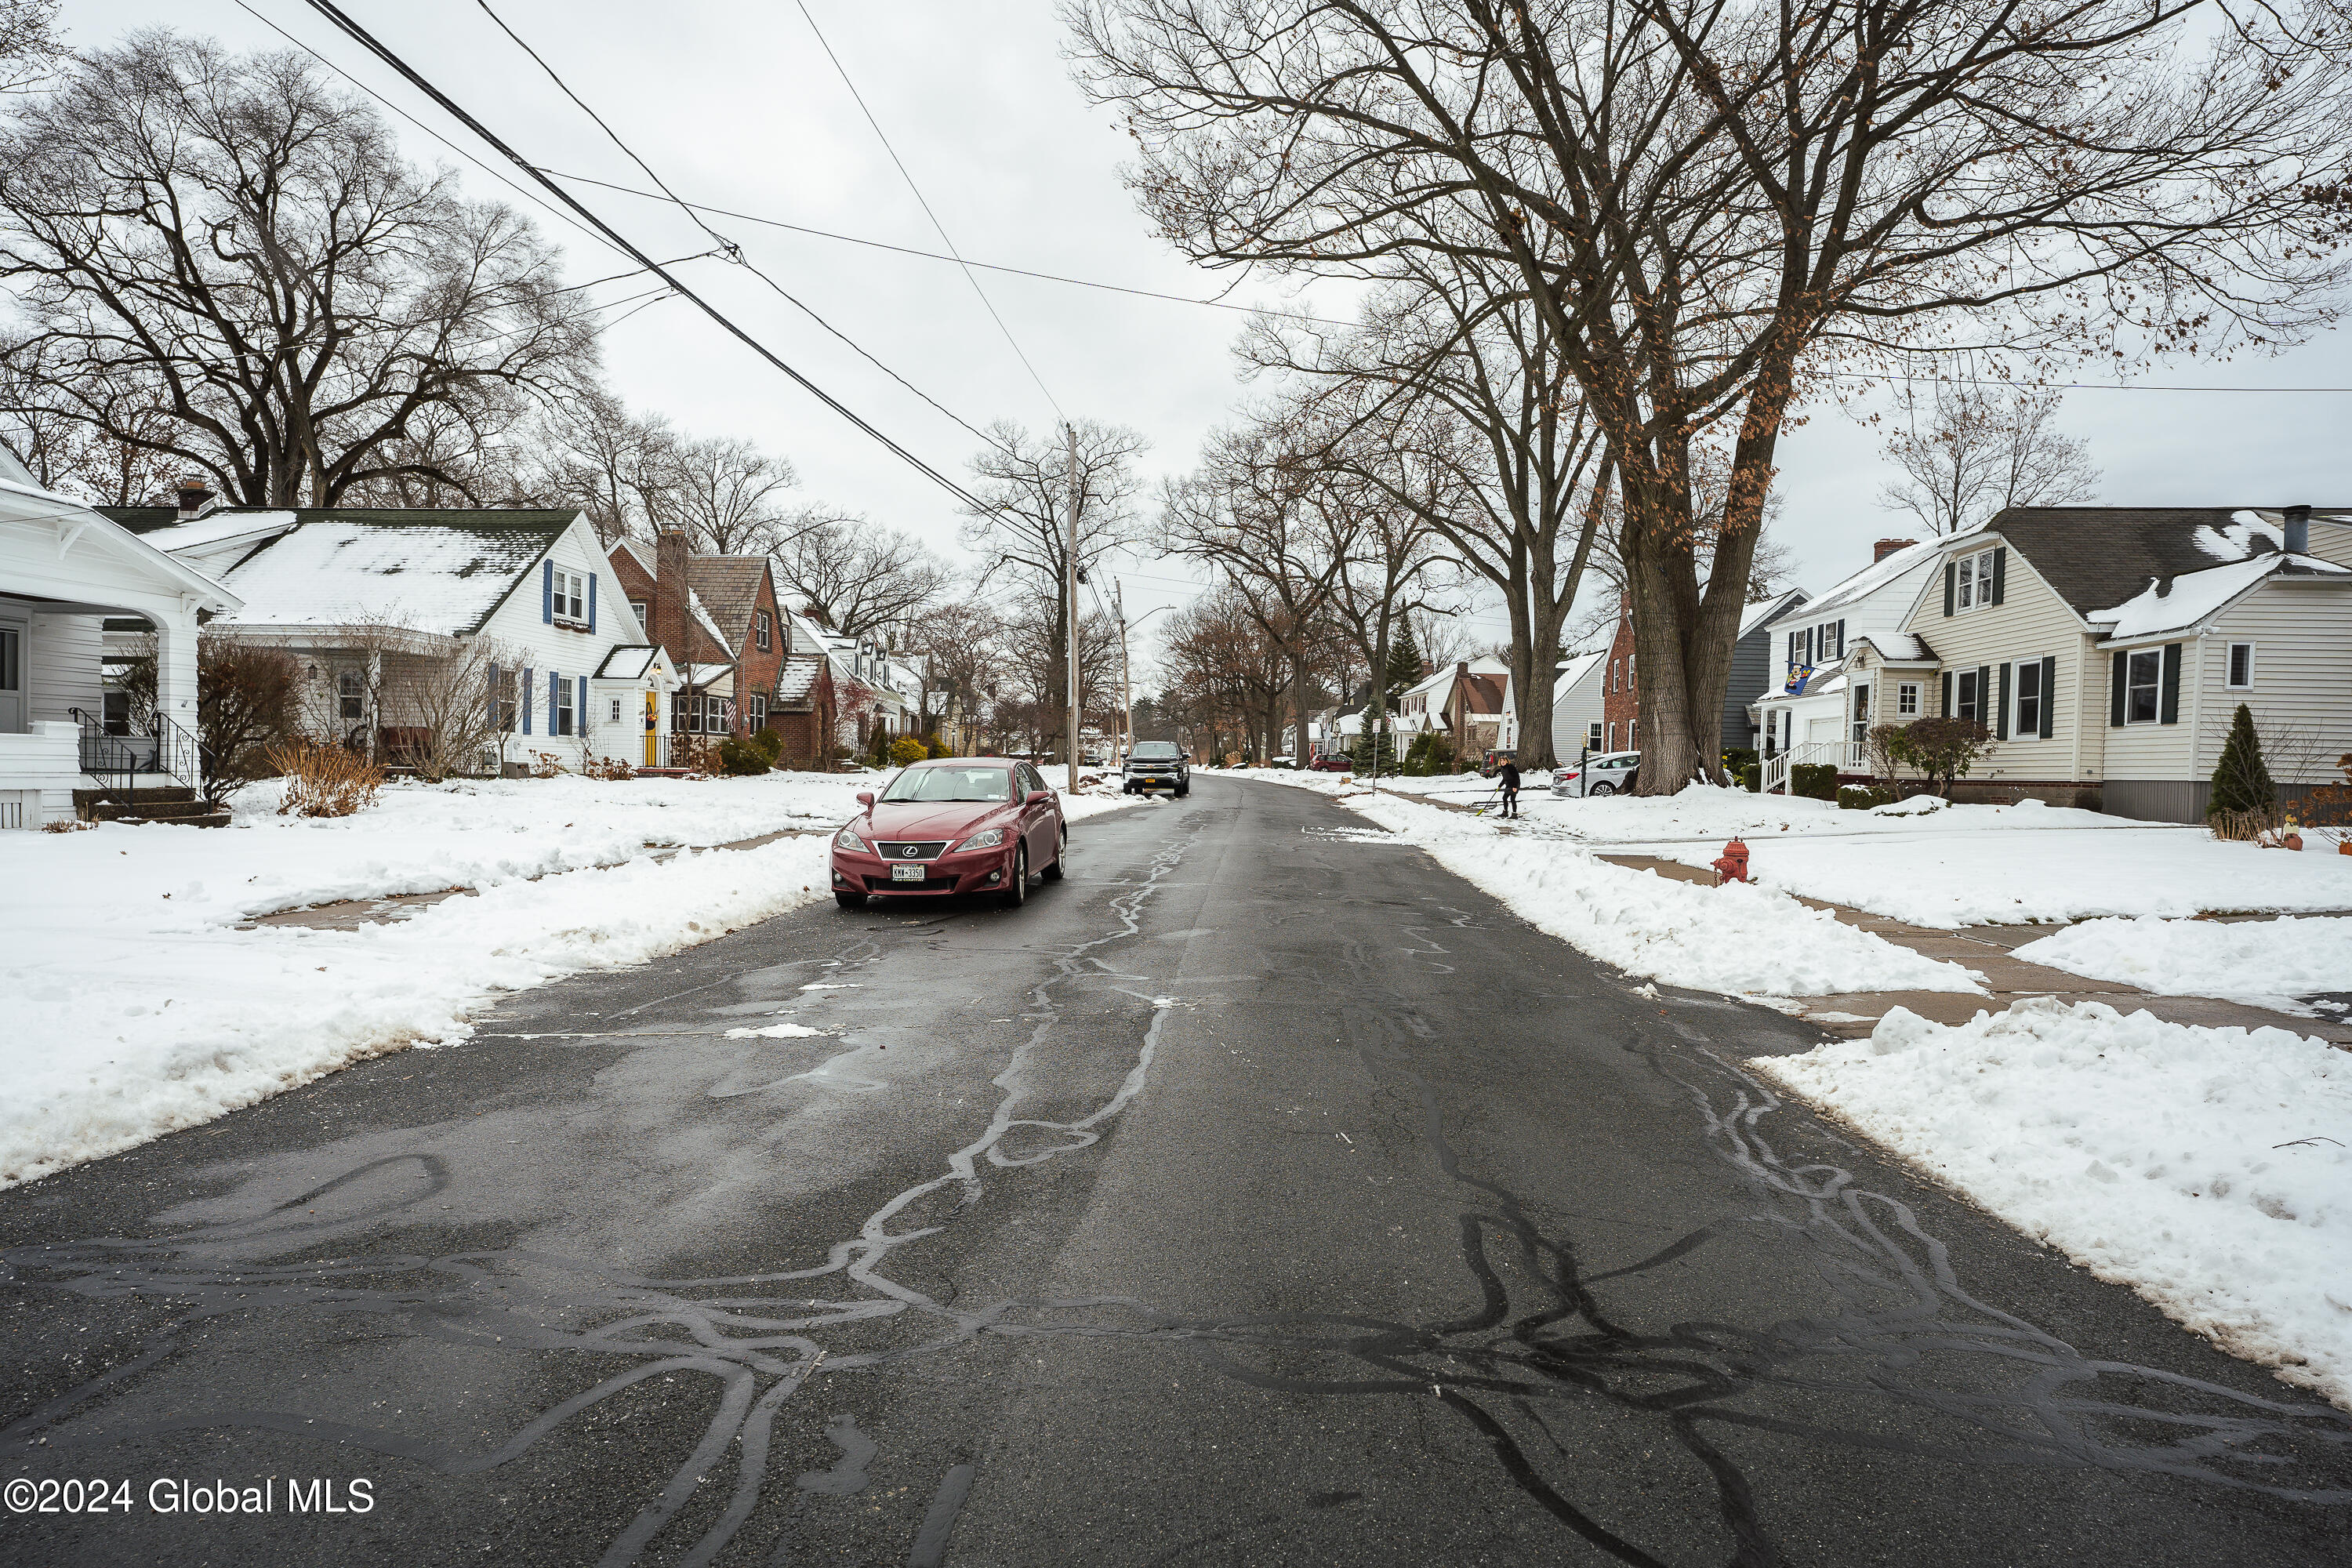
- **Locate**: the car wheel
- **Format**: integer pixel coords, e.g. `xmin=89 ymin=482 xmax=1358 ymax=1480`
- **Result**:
xmin=1590 ymin=782 xmax=1615 ymax=797
xmin=834 ymin=891 xmax=867 ymax=909
xmin=1001 ymin=844 xmax=1028 ymax=908
xmin=1042 ymin=823 xmax=1066 ymax=880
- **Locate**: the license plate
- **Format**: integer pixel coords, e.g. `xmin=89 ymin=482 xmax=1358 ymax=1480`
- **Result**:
xmin=891 ymin=862 xmax=925 ymax=882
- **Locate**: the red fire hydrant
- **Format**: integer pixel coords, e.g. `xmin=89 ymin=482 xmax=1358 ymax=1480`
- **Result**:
xmin=1713 ymin=838 xmax=1751 ymax=886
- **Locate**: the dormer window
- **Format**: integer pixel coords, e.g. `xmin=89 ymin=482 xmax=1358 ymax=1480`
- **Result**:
xmin=1955 ymin=549 xmax=1996 ymax=609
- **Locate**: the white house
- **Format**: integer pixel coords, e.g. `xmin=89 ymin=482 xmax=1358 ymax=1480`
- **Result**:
xmin=1548 ymin=648 xmax=1608 ymax=761
xmin=2 ymin=455 xmax=238 ymax=828
xmin=1752 ymin=538 xmax=1946 ymax=786
xmin=106 ymin=494 xmax=677 ymax=775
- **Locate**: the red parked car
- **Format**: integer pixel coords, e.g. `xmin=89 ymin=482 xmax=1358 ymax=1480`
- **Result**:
xmin=829 ymin=758 xmax=1065 ymax=909
xmin=1307 ymin=755 xmax=1353 ymax=772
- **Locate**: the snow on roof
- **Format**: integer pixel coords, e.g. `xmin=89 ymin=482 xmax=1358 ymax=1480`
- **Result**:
xmin=199 ymin=517 xmax=564 ymax=635
xmin=683 ymin=662 xmax=736 ymax=686
xmin=136 ymin=510 xmax=297 ymax=554
xmin=2092 ymin=553 xmax=2350 ymax=642
xmin=1739 ymin=588 xmax=1810 ymax=638
xmin=595 ymin=644 xmax=658 ymax=680
xmin=773 ymin=653 xmax=825 ymax=704
xmin=1796 ymin=535 xmax=1968 ymax=619
xmin=1552 ymin=649 xmax=1606 ymax=697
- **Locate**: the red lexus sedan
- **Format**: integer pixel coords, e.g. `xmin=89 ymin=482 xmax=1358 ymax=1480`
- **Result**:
xmin=829 ymin=758 xmax=1066 ymax=909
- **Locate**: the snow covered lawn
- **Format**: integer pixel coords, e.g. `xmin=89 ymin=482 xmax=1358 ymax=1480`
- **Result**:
xmin=1235 ymin=770 xmax=2352 ymax=928
xmin=1755 ymin=1000 xmax=2352 ymax=1409
xmin=2013 ymin=915 xmax=2352 ymax=1011
xmin=0 ymin=771 xmax=1140 ymax=1189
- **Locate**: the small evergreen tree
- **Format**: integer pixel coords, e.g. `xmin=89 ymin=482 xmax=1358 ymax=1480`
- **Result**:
xmin=1383 ymin=620 xmax=1423 ymax=699
xmin=2207 ymin=702 xmax=2275 ymax=818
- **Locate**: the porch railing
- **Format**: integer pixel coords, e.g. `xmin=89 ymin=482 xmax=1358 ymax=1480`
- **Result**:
xmin=70 ymin=708 xmax=204 ymax=802
xmin=1760 ymin=737 xmax=1842 ymax=795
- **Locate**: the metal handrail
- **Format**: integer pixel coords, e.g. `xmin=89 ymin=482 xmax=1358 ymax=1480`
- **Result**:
xmin=67 ymin=707 xmax=204 ymax=803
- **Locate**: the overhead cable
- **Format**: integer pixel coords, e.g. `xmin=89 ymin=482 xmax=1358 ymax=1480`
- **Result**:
xmin=295 ymin=0 xmax=992 ymax=513
xmin=793 ymin=1 xmax=1067 ymax=424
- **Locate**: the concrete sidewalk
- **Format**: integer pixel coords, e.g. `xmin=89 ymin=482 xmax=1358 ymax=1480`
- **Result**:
xmin=1599 ymin=853 xmax=2352 ymax=1047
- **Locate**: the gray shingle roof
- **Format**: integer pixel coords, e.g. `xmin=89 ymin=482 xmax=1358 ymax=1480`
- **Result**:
xmin=1989 ymin=506 xmax=2348 ymax=622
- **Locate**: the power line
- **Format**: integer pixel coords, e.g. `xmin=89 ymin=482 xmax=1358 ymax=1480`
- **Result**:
xmin=793 ymin=1 xmax=1066 ymax=425
xmin=466 ymin=0 xmax=1004 ymax=455
xmin=544 ymin=166 xmax=1352 ymax=328
xmin=294 ymin=0 xmax=992 ymax=514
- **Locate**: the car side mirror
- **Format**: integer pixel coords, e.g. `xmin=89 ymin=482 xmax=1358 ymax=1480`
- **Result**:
xmin=1025 ymin=788 xmax=1051 ymax=805
xmin=855 ymin=791 xmax=875 ymax=810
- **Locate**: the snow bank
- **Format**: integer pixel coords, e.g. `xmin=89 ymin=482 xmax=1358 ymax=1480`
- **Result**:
xmin=2 ymin=836 xmax=834 ymax=1189
xmin=1332 ymin=790 xmax=1980 ymax=999
xmin=1755 ymin=998 xmax=2352 ymax=1407
xmin=0 ymin=773 xmax=1142 ymax=1187
xmin=2012 ymin=915 xmax=2352 ymax=1008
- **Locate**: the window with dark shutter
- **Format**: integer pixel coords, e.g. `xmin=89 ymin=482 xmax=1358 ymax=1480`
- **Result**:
xmin=2159 ymin=642 xmax=2182 ymax=724
xmin=2038 ymin=655 xmax=2057 ymax=739
xmin=2125 ymin=649 xmax=2161 ymax=724
xmin=1941 ymin=670 xmax=1954 ymax=716
xmin=1944 ymin=561 xmax=1957 ymax=616
xmin=1995 ymin=663 xmax=2011 ymax=740
xmin=2109 ymin=651 xmax=2126 ymax=727
xmin=1989 ymin=547 xmax=2006 ymax=605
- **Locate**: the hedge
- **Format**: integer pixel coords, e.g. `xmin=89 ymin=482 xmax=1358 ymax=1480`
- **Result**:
xmin=1789 ymin=763 xmax=1838 ymax=800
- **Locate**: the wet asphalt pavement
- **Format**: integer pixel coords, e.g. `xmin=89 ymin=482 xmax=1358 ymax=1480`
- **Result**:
xmin=2 ymin=775 xmax=2348 ymax=1566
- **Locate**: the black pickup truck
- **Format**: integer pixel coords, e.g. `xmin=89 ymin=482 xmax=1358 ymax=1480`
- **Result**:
xmin=1120 ymin=741 xmax=1190 ymax=797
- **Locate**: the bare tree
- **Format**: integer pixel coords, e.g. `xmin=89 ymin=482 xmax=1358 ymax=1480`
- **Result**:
xmin=900 ymin=598 xmax=1004 ymax=750
xmin=0 ymin=32 xmax=595 ymax=506
xmin=1878 ymin=383 xmax=2102 ymax=537
xmin=960 ymin=419 xmax=1148 ymax=764
xmin=1164 ymin=409 xmax=1359 ymax=764
xmin=0 ymin=0 xmax=59 ymax=96
xmin=773 ymin=512 xmax=948 ymax=637
xmin=506 ymin=387 xmax=677 ymax=544
xmin=1073 ymin=0 xmax=2352 ymax=793
xmin=651 ymin=434 xmax=809 ymax=555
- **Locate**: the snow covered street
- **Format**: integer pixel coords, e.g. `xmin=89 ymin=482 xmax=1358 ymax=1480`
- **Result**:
xmin=0 ymin=771 xmax=1140 ymax=1189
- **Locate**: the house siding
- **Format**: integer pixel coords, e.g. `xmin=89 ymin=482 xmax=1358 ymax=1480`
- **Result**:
xmin=468 ymin=517 xmax=657 ymax=770
xmin=1900 ymin=540 xmax=2094 ymax=783
xmin=1550 ymin=659 xmax=1606 ymax=762
xmin=2196 ymin=583 xmax=2352 ymax=782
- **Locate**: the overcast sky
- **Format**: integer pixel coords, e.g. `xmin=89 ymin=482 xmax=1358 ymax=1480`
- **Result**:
xmin=56 ymin=1 xmax=2352 ymax=691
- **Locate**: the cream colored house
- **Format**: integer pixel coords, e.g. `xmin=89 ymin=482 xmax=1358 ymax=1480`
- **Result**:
xmin=1786 ymin=506 xmax=2352 ymax=819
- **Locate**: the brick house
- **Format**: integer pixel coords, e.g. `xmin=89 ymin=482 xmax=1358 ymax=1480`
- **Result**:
xmin=608 ymin=532 xmax=789 ymax=746
xmin=1601 ymin=604 xmax=1639 ymax=753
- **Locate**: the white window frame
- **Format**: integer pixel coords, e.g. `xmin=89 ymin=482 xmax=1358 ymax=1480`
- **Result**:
xmin=338 ymin=669 xmax=365 ymax=721
xmin=755 ymin=610 xmax=772 ymax=652
xmin=608 ymin=697 xmax=622 ymax=724
xmin=2226 ymin=641 xmax=2255 ymax=690
xmin=554 ymin=678 xmax=575 ymax=737
xmin=1896 ymin=681 xmax=1919 ymax=717
xmin=748 ymin=693 xmax=768 ymax=729
xmin=2125 ymin=648 xmax=2161 ymax=724
xmin=2014 ymin=657 xmax=2045 ymax=737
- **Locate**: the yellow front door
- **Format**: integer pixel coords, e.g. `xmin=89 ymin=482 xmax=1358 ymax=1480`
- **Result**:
xmin=644 ymin=690 xmax=659 ymax=766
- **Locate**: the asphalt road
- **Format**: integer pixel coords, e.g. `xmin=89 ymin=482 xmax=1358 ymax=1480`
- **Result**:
xmin=3 ymin=775 xmax=2347 ymax=1567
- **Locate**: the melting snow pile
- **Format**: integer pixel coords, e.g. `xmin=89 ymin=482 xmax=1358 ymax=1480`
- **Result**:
xmin=2014 ymin=914 xmax=2352 ymax=1010
xmin=1338 ymin=792 xmax=1981 ymax=999
xmin=1756 ymin=998 xmax=2352 ymax=1407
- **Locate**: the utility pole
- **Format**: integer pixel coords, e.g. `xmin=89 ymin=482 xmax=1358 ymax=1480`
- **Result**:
xmin=1064 ymin=422 xmax=1082 ymax=793
xmin=1114 ymin=577 xmax=1133 ymax=765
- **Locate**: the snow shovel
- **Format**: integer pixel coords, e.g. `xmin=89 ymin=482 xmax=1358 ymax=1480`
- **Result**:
xmin=1468 ymin=781 xmax=1506 ymax=817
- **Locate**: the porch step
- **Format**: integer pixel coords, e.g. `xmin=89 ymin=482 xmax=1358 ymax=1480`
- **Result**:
xmin=76 ymin=788 xmax=228 ymax=828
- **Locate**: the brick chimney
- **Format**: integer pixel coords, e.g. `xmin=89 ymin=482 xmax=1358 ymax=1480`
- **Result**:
xmin=174 ymin=478 xmax=216 ymax=520
xmin=1874 ymin=537 xmax=1916 ymax=563
xmin=653 ymin=528 xmax=691 ymax=669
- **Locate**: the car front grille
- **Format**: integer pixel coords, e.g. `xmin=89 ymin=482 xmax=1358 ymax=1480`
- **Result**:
xmin=873 ymin=840 xmax=949 ymax=860
xmin=863 ymin=873 xmax=961 ymax=892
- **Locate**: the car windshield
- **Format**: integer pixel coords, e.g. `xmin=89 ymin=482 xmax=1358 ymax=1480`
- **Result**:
xmin=881 ymin=765 xmax=1013 ymax=804
xmin=1131 ymin=743 xmax=1180 ymax=760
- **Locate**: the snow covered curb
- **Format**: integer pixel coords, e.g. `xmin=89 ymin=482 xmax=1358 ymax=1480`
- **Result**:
xmin=2014 ymin=915 xmax=2352 ymax=1011
xmin=1755 ymin=999 xmax=2352 ymax=1408
xmin=1327 ymin=788 xmax=1982 ymax=1000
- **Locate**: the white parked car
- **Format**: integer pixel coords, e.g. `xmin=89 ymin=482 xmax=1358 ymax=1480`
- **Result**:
xmin=1552 ymin=751 xmax=1640 ymax=797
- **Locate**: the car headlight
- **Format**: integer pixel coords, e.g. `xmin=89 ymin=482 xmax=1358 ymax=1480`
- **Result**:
xmin=956 ymin=827 xmax=1006 ymax=851
xmin=833 ymin=823 xmax=867 ymax=851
